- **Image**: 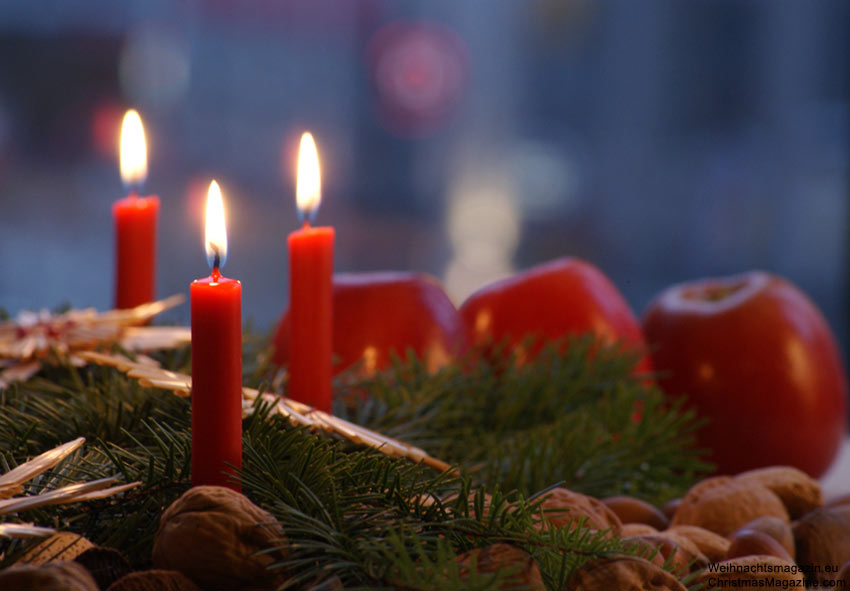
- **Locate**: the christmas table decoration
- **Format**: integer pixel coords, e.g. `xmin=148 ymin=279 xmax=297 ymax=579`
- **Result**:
xmin=5 ymin=300 xmax=845 ymax=590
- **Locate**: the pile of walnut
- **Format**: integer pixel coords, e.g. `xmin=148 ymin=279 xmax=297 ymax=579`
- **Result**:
xmin=1 ymin=468 xmax=849 ymax=590
xmin=528 ymin=465 xmax=850 ymax=590
xmin=0 ymin=486 xmax=287 ymax=591
xmin=457 ymin=466 xmax=850 ymax=590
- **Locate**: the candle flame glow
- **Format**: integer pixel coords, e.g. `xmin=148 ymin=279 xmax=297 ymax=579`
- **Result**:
xmin=296 ymin=132 xmax=321 ymax=224
xmin=205 ymin=180 xmax=228 ymax=271
xmin=119 ymin=109 xmax=147 ymax=191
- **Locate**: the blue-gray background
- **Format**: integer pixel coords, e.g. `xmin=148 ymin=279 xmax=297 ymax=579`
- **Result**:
xmin=0 ymin=1 xmax=847 ymax=356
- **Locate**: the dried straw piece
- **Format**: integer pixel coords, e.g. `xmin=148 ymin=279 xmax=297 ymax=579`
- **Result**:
xmin=0 ymin=438 xmax=86 ymax=495
xmin=0 ymin=439 xmax=140 ymax=539
xmin=0 ymin=523 xmax=55 ymax=538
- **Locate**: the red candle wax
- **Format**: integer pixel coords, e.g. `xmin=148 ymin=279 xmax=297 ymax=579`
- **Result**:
xmin=190 ymin=179 xmax=242 ymax=490
xmin=191 ymin=268 xmax=242 ymax=490
xmin=288 ymin=224 xmax=334 ymax=412
xmin=113 ymin=193 xmax=159 ymax=309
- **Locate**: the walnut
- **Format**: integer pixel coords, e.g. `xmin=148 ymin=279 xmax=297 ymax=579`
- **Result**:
xmin=536 ymin=488 xmax=622 ymax=533
xmin=567 ymin=555 xmax=687 ymax=590
xmin=601 ymin=495 xmax=669 ymax=529
xmin=694 ymin=555 xmax=804 ymax=590
xmin=18 ymin=531 xmax=95 ymax=565
xmin=835 ymin=560 xmax=850 ymax=587
xmin=442 ymin=490 xmax=493 ymax=517
xmin=0 ymin=561 xmax=98 ymax=591
xmin=620 ymin=523 xmax=659 ymax=537
xmin=105 ymin=569 xmax=200 ymax=591
xmin=623 ymin=533 xmax=707 ymax=576
xmin=456 ymin=543 xmax=545 ymax=591
xmin=74 ymin=546 xmax=132 ymax=590
xmin=735 ymin=516 xmax=794 ymax=560
xmin=726 ymin=529 xmax=794 ymax=561
xmin=152 ymin=486 xmax=287 ymax=591
xmin=671 ymin=476 xmax=788 ymax=536
xmin=792 ymin=505 xmax=850 ymax=586
xmin=665 ymin=525 xmax=730 ymax=563
xmin=736 ymin=466 xmax=822 ymax=519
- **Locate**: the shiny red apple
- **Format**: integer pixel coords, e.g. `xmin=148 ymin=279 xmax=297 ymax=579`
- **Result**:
xmin=459 ymin=257 xmax=651 ymax=372
xmin=273 ymin=272 xmax=467 ymax=376
xmin=642 ymin=271 xmax=848 ymax=477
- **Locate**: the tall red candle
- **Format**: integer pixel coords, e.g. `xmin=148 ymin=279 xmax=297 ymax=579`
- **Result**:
xmin=288 ymin=132 xmax=334 ymax=412
xmin=191 ymin=180 xmax=243 ymax=490
xmin=115 ymin=109 xmax=159 ymax=309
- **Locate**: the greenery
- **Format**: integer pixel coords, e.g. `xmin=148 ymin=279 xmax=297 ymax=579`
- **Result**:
xmin=0 ymin=336 xmax=710 ymax=590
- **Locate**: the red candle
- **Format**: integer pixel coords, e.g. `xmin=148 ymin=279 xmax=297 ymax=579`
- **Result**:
xmin=191 ymin=180 xmax=242 ymax=490
xmin=288 ymin=132 xmax=334 ymax=412
xmin=115 ymin=109 xmax=159 ymax=309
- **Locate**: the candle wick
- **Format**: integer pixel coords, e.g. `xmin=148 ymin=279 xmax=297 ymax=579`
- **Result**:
xmin=211 ymin=267 xmax=221 ymax=281
xmin=209 ymin=242 xmax=222 ymax=274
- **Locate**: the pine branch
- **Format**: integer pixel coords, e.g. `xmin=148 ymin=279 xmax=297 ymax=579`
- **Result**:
xmin=337 ymin=336 xmax=710 ymax=505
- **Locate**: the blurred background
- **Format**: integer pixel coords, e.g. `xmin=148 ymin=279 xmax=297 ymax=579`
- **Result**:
xmin=0 ymin=1 xmax=847 ymax=354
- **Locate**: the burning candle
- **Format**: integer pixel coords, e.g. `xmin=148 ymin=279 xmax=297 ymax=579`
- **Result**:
xmin=288 ymin=132 xmax=334 ymax=412
xmin=190 ymin=180 xmax=242 ymax=490
xmin=114 ymin=109 xmax=160 ymax=309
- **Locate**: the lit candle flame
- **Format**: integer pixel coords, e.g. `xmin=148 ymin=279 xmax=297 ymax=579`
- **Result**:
xmin=119 ymin=109 xmax=147 ymax=192
xmin=205 ymin=180 xmax=228 ymax=271
xmin=296 ymin=132 xmax=321 ymax=224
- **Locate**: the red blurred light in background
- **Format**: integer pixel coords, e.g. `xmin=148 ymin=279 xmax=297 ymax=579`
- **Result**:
xmin=91 ymin=101 xmax=124 ymax=160
xmin=367 ymin=21 xmax=468 ymax=138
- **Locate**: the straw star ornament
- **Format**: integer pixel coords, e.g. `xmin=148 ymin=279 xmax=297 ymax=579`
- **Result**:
xmin=0 ymin=296 xmax=189 ymax=388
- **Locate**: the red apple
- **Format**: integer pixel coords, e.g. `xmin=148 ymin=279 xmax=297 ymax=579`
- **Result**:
xmin=459 ymin=257 xmax=651 ymax=372
xmin=642 ymin=271 xmax=848 ymax=477
xmin=273 ymin=272 xmax=467 ymax=376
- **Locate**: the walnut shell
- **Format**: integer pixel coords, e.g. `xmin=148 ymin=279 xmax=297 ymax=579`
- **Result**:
xmin=671 ymin=477 xmax=789 ymax=536
xmin=726 ymin=529 xmax=794 ymax=562
xmin=74 ymin=546 xmax=132 ymax=590
xmin=736 ymin=466 xmax=822 ymax=519
xmin=152 ymin=486 xmax=287 ymax=591
xmin=567 ymin=555 xmax=687 ymax=590
xmin=536 ymin=488 xmax=621 ymax=533
xmin=106 ymin=570 xmax=200 ymax=591
xmin=737 ymin=516 xmax=794 ymax=560
xmin=624 ymin=533 xmax=707 ymax=576
xmin=456 ymin=543 xmax=545 ymax=591
xmin=835 ymin=560 xmax=850 ymax=587
xmin=665 ymin=525 xmax=730 ymax=563
xmin=620 ymin=523 xmax=659 ymax=537
xmin=792 ymin=505 xmax=850 ymax=585
xmin=694 ymin=555 xmax=804 ymax=589
xmin=653 ymin=531 xmax=709 ymax=571
xmin=18 ymin=532 xmax=95 ymax=565
xmin=443 ymin=490 xmax=493 ymax=517
xmin=0 ymin=561 xmax=98 ymax=591
xmin=602 ymin=496 xmax=669 ymax=530
xmin=622 ymin=535 xmax=689 ymax=576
